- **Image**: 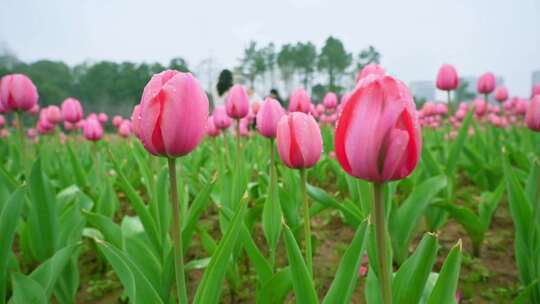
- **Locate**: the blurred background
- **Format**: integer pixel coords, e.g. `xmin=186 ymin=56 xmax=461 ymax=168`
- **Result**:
xmin=1 ymin=0 xmax=539 ymax=115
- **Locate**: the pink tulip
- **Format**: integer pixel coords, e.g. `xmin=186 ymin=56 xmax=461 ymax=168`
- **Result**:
xmin=525 ymin=96 xmax=540 ymax=131
xmin=112 ymin=115 xmax=123 ymax=127
xmin=37 ymin=118 xmax=54 ymax=134
xmin=0 ymin=74 xmax=39 ymax=112
xmin=356 ymin=64 xmax=385 ymax=83
xmin=61 ymin=98 xmax=83 ymax=123
xmin=27 ymin=128 xmax=37 ymax=139
xmin=29 ymin=104 xmax=40 ymax=115
xmin=239 ymin=117 xmax=251 ymax=137
xmin=256 ymin=97 xmax=286 ymax=139
xmin=131 ymin=105 xmax=142 ymax=138
xmin=0 ymin=115 xmax=4 ymax=128
xmin=473 ymin=98 xmax=488 ymax=116
xmin=45 ymin=105 xmax=62 ymax=124
xmin=118 ymin=120 xmax=131 ymax=138
xmin=64 ymin=121 xmax=77 ymax=132
xmin=335 ymin=74 xmax=421 ymax=182
xmin=477 ymin=72 xmax=496 ymax=94
xmin=276 ymin=112 xmax=322 ymax=169
xmin=139 ymin=70 xmax=209 ymax=157
xmin=435 ymin=103 xmax=448 ymax=115
xmin=251 ymin=101 xmax=261 ymax=114
xmin=0 ymin=100 xmax=6 ymax=114
xmin=532 ymin=83 xmax=540 ymax=98
xmin=225 ymin=84 xmax=249 ymax=119
xmin=83 ymin=118 xmax=104 ymax=141
xmin=288 ymin=88 xmax=312 ymax=113
xmin=494 ymin=86 xmax=508 ymax=103
xmin=213 ymin=105 xmax=233 ymax=129
xmin=98 ymin=113 xmax=108 ymax=124
xmin=436 ymin=64 xmax=459 ymax=91
xmin=206 ymin=116 xmax=221 ymax=137
xmin=323 ymin=92 xmax=338 ymax=109
xmin=340 ymin=92 xmax=352 ymax=107
xmin=0 ymin=129 xmax=9 ymax=138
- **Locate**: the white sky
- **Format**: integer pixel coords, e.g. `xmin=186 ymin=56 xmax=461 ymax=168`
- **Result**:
xmin=1 ymin=0 xmax=539 ymax=96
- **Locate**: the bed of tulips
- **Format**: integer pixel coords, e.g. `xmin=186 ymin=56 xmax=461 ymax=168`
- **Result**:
xmin=1 ymin=65 xmax=540 ymax=304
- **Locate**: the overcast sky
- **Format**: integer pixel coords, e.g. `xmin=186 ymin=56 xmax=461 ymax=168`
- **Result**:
xmin=1 ymin=0 xmax=539 ymax=96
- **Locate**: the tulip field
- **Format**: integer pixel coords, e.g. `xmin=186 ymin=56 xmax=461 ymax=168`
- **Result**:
xmin=1 ymin=66 xmax=540 ymax=304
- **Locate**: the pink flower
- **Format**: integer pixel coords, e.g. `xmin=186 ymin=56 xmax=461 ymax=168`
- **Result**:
xmin=525 ymin=96 xmax=540 ymax=132
xmin=335 ymin=74 xmax=421 ymax=182
xmin=323 ymin=92 xmax=338 ymax=109
xmin=83 ymin=118 xmax=104 ymax=141
xmin=356 ymin=64 xmax=385 ymax=83
xmin=118 ymin=120 xmax=131 ymax=138
xmin=0 ymin=129 xmax=9 ymax=138
xmin=112 ymin=115 xmax=123 ymax=127
xmin=532 ymin=83 xmax=540 ymax=98
xmin=0 ymin=74 xmax=39 ymax=112
xmin=288 ymin=88 xmax=312 ymax=113
xmin=45 ymin=105 xmax=62 ymax=124
xmin=256 ymin=97 xmax=286 ymax=139
xmin=494 ymin=86 xmax=508 ymax=103
xmin=213 ymin=105 xmax=233 ymax=129
xmin=206 ymin=116 xmax=221 ymax=137
xmin=276 ymin=112 xmax=322 ymax=169
xmin=0 ymin=115 xmax=4 ymax=128
xmin=436 ymin=64 xmax=459 ymax=91
xmin=251 ymin=101 xmax=261 ymax=114
xmin=27 ymin=128 xmax=37 ymax=139
xmin=98 ymin=113 xmax=108 ymax=124
xmin=61 ymin=98 xmax=83 ymax=123
xmin=477 ymin=72 xmax=496 ymax=94
xmin=139 ymin=70 xmax=209 ymax=157
xmin=130 ymin=105 xmax=142 ymax=139
xmin=225 ymin=84 xmax=249 ymax=119
xmin=473 ymin=98 xmax=488 ymax=116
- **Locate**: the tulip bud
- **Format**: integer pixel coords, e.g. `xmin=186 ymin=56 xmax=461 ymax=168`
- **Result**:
xmin=0 ymin=74 xmax=39 ymax=112
xmin=335 ymin=74 xmax=421 ymax=182
xmin=118 ymin=120 xmax=131 ymax=138
xmin=45 ymin=105 xmax=62 ymax=124
xmin=206 ymin=116 xmax=220 ymax=137
xmin=494 ymin=86 xmax=508 ymax=103
xmin=525 ymin=96 xmax=540 ymax=132
xmin=477 ymin=72 xmax=496 ymax=94
xmin=139 ymin=70 xmax=209 ymax=157
xmin=356 ymin=64 xmax=385 ymax=83
xmin=256 ymin=97 xmax=286 ymax=139
xmin=98 ymin=113 xmax=108 ymax=124
xmin=436 ymin=64 xmax=459 ymax=91
xmin=323 ymin=92 xmax=338 ymax=109
xmin=276 ymin=112 xmax=322 ymax=169
xmin=61 ymin=98 xmax=83 ymax=123
xmin=83 ymin=118 xmax=104 ymax=141
xmin=213 ymin=105 xmax=233 ymax=129
xmin=130 ymin=105 xmax=142 ymax=139
xmin=288 ymin=88 xmax=312 ymax=113
xmin=112 ymin=115 xmax=123 ymax=127
xmin=225 ymin=84 xmax=249 ymax=119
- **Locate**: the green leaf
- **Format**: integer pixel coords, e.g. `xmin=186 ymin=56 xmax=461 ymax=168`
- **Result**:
xmin=66 ymin=143 xmax=89 ymax=190
xmin=427 ymin=241 xmax=462 ymax=304
xmin=30 ymin=244 xmax=81 ymax=298
xmin=446 ymin=110 xmax=473 ymax=176
xmin=392 ymin=233 xmax=438 ymax=304
xmin=182 ymin=177 xmax=215 ymax=250
xmin=323 ymin=220 xmax=368 ymax=304
xmin=0 ymin=187 xmax=25 ymax=302
xmin=84 ymin=210 xmax=123 ymax=249
xmin=95 ymin=239 xmax=164 ymax=304
xmin=256 ymin=268 xmax=293 ymax=304
xmin=193 ymin=200 xmax=247 ymax=304
xmin=390 ymin=175 xmax=446 ymax=264
xmin=478 ymin=181 xmax=505 ymax=229
xmin=262 ymin=163 xmax=282 ymax=258
xmin=307 ymin=184 xmax=362 ymax=226
xmin=11 ymin=273 xmax=47 ymax=304
xmin=282 ymin=224 xmax=319 ymax=304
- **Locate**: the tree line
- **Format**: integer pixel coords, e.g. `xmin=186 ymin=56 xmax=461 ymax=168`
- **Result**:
xmin=0 ymin=36 xmax=380 ymax=114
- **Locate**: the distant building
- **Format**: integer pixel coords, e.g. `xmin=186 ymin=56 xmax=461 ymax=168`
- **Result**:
xmin=409 ymin=81 xmax=435 ymax=102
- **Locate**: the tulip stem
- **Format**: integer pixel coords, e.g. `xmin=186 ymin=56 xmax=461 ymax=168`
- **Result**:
xmin=14 ymin=112 xmax=26 ymax=172
xmin=300 ymin=169 xmax=313 ymax=277
xmin=168 ymin=158 xmax=188 ymax=304
xmin=235 ymin=119 xmax=241 ymax=160
xmin=269 ymin=139 xmax=276 ymax=267
xmin=372 ymin=182 xmax=392 ymax=304
xmin=447 ymin=90 xmax=452 ymax=112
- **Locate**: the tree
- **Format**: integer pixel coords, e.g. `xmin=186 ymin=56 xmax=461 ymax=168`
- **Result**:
xmin=356 ymin=45 xmax=381 ymax=70
xmin=263 ymin=43 xmax=277 ymax=87
xmin=238 ymin=41 xmax=267 ymax=88
xmin=277 ymin=44 xmax=296 ymax=94
xmin=293 ymin=42 xmax=317 ymax=89
xmin=455 ymin=79 xmax=476 ymax=103
xmin=317 ymin=36 xmax=352 ymax=92
xmin=168 ymin=57 xmax=190 ymax=72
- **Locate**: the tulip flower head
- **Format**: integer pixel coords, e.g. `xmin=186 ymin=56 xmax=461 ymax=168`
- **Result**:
xmin=256 ymin=97 xmax=286 ymax=139
xmin=45 ymin=105 xmax=62 ymax=125
xmin=83 ymin=117 xmax=104 ymax=141
xmin=525 ymin=95 xmax=540 ymax=132
xmin=138 ymin=70 xmax=209 ymax=157
xmin=61 ymin=98 xmax=83 ymax=123
xmin=335 ymin=74 xmax=422 ymax=182
xmin=118 ymin=120 xmax=131 ymax=138
xmin=323 ymin=92 xmax=338 ymax=109
xmin=130 ymin=104 xmax=142 ymax=139
xmin=0 ymin=74 xmax=39 ymax=112
xmin=206 ymin=116 xmax=221 ymax=137
xmin=494 ymin=86 xmax=508 ymax=103
xmin=112 ymin=115 xmax=123 ymax=127
xmin=276 ymin=112 xmax=322 ymax=169
xmin=225 ymin=84 xmax=249 ymax=119
xmin=477 ymin=72 xmax=496 ymax=94
xmin=436 ymin=64 xmax=459 ymax=91
xmin=356 ymin=64 xmax=385 ymax=83
xmin=288 ymin=88 xmax=312 ymax=113
xmin=98 ymin=113 xmax=108 ymax=124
